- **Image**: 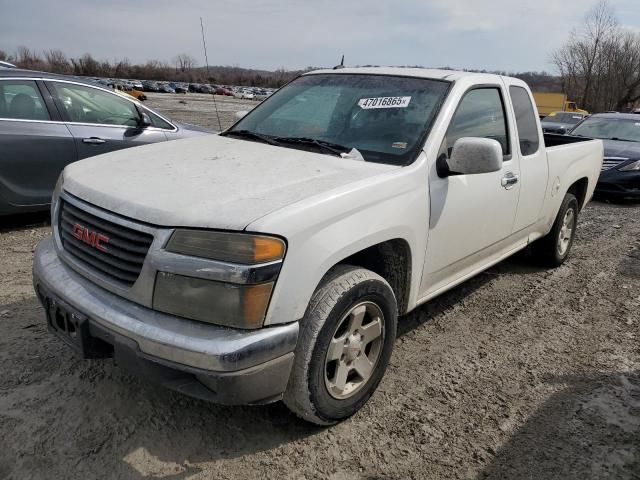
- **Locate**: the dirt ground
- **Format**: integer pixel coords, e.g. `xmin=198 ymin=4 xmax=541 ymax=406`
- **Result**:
xmin=0 ymin=94 xmax=639 ymax=479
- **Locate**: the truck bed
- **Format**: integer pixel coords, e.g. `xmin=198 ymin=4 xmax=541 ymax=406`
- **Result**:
xmin=541 ymin=134 xmax=603 ymax=222
xmin=543 ymin=133 xmax=592 ymax=148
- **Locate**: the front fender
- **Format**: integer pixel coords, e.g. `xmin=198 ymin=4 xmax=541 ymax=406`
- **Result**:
xmin=248 ymin=160 xmax=430 ymax=326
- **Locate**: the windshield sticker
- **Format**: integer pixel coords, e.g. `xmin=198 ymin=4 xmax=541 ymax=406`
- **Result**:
xmin=391 ymin=142 xmax=408 ymax=149
xmin=358 ymin=96 xmax=411 ymax=109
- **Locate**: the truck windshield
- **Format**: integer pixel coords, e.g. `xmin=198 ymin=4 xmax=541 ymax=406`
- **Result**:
xmin=226 ymin=74 xmax=450 ymax=165
xmin=571 ymin=117 xmax=640 ymax=142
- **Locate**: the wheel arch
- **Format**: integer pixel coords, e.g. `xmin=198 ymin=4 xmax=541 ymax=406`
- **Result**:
xmin=329 ymin=238 xmax=413 ymax=315
xmin=567 ymin=177 xmax=589 ymax=211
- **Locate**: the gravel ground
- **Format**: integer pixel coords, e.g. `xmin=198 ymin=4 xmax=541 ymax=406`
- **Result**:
xmin=144 ymin=92 xmax=258 ymax=131
xmin=1 ymin=201 xmax=638 ymax=479
xmin=0 ymin=94 xmax=638 ymax=479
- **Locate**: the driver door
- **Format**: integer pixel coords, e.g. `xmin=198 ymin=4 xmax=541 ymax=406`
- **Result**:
xmin=420 ymin=86 xmax=521 ymax=297
xmin=45 ymin=81 xmax=166 ymax=159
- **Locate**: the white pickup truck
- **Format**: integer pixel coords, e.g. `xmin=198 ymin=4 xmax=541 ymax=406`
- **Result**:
xmin=33 ymin=67 xmax=602 ymax=424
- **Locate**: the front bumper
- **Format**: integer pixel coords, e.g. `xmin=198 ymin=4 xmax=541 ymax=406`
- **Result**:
xmin=596 ymin=169 xmax=640 ymax=199
xmin=33 ymin=236 xmax=298 ymax=405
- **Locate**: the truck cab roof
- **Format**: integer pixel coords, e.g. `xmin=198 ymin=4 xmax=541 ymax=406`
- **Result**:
xmin=304 ymin=66 xmax=507 ymax=83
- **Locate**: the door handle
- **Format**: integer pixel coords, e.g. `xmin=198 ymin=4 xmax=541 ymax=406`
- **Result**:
xmin=501 ymin=172 xmax=519 ymax=189
xmin=82 ymin=137 xmax=106 ymax=145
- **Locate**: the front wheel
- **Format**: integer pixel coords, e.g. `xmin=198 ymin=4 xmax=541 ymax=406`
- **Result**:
xmin=284 ymin=266 xmax=397 ymax=425
xmin=533 ymin=192 xmax=579 ymax=267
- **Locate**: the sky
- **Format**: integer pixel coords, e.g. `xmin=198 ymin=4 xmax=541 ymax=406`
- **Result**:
xmin=1 ymin=0 xmax=639 ymax=73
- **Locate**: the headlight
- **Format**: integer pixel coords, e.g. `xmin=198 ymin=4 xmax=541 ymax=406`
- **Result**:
xmin=153 ymin=272 xmax=273 ymax=329
xmin=619 ymin=159 xmax=640 ymax=171
xmin=166 ymin=230 xmax=285 ymax=264
xmin=157 ymin=231 xmax=286 ymax=328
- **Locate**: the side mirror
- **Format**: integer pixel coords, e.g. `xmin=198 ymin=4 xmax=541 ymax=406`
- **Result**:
xmin=138 ymin=111 xmax=152 ymax=128
xmin=445 ymin=137 xmax=503 ymax=176
xmin=234 ymin=110 xmax=248 ymax=121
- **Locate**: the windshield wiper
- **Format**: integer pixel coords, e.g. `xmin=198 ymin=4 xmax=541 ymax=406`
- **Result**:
xmin=273 ymin=137 xmax=351 ymax=156
xmin=609 ymin=137 xmax=639 ymax=143
xmin=223 ymin=129 xmax=281 ymax=146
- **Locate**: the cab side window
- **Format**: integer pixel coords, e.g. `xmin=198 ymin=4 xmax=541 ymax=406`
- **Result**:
xmin=509 ymin=86 xmax=540 ymax=156
xmin=0 ymin=80 xmax=50 ymax=121
xmin=445 ymin=88 xmax=509 ymax=156
xmin=49 ymin=82 xmax=140 ymax=127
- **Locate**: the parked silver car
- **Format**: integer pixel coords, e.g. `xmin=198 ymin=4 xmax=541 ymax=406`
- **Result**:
xmin=0 ymin=69 xmax=212 ymax=215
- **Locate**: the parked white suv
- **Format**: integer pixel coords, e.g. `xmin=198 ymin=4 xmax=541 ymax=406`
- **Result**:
xmin=33 ymin=68 xmax=602 ymax=424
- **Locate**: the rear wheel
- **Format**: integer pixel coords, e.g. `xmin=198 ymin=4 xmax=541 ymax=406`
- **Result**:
xmin=533 ymin=193 xmax=579 ymax=267
xmin=284 ymin=265 xmax=397 ymax=425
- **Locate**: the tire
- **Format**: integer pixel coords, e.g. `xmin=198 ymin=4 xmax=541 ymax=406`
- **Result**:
xmin=532 ymin=193 xmax=579 ymax=267
xmin=284 ymin=265 xmax=398 ymax=425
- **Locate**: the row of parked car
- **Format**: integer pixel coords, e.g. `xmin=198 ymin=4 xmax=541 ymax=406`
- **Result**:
xmin=87 ymin=76 xmax=275 ymax=101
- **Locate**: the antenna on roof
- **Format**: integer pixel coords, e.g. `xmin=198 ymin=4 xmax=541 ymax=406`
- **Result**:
xmin=200 ymin=17 xmax=223 ymax=131
xmin=333 ymin=55 xmax=345 ymax=70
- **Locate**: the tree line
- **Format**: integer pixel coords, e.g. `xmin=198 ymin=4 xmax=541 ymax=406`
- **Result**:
xmin=0 ymin=47 xmax=306 ymax=88
xmin=0 ymin=45 xmax=564 ymax=93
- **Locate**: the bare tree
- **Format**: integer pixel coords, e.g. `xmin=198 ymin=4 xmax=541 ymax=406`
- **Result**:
xmin=113 ymin=58 xmax=131 ymax=77
xmin=174 ymin=54 xmax=197 ymax=73
xmin=44 ymin=49 xmax=71 ymax=73
xmin=552 ymin=0 xmax=640 ymax=112
xmin=579 ymin=1 xmax=617 ymax=107
xmin=70 ymin=53 xmax=102 ymax=76
xmin=15 ymin=45 xmax=44 ymax=69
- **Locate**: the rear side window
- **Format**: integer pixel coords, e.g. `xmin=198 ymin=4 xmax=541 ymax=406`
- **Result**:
xmin=49 ymin=82 xmax=140 ymax=127
xmin=0 ymin=80 xmax=50 ymax=121
xmin=509 ymin=86 xmax=539 ymax=156
xmin=446 ymin=88 xmax=509 ymax=155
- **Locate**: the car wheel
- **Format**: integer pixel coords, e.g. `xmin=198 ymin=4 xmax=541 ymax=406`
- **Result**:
xmin=284 ymin=265 xmax=397 ymax=425
xmin=533 ymin=192 xmax=579 ymax=267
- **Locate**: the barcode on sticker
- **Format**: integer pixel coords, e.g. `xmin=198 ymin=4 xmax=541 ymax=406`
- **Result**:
xmin=358 ymin=96 xmax=411 ymax=109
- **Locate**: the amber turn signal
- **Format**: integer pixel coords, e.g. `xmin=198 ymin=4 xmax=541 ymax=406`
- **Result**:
xmin=166 ymin=230 xmax=286 ymax=264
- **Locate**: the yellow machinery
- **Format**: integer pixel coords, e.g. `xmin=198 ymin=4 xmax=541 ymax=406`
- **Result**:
xmin=533 ymin=92 xmax=588 ymax=117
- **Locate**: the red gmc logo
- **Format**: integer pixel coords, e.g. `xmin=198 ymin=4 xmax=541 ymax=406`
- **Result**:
xmin=72 ymin=223 xmax=109 ymax=253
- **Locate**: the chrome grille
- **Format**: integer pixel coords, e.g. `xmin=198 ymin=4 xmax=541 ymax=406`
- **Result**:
xmin=601 ymin=157 xmax=627 ymax=171
xmin=58 ymin=199 xmax=153 ymax=287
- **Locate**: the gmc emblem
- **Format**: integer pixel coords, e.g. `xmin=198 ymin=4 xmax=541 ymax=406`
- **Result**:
xmin=72 ymin=223 xmax=109 ymax=253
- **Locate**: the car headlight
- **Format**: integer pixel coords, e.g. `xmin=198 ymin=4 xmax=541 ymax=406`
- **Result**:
xmin=619 ymin=159 xmax=640 ymax=171
xmin=165 ymin=230 xmax=285 ymax=264
xmin=156 ymin=230 xmax=286 ymax=329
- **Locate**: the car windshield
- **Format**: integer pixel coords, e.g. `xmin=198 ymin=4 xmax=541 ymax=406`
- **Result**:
xmin=571 ymin=116 xmax=640 ymax=142
xmin=226 ymin=73 xmax=450 ymax=165
xmin=544 ymin=113 xmax=583 ymax=124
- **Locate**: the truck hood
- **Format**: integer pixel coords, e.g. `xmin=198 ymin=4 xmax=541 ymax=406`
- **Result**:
xmin=62 ymin=134 xmax=397 ymax=230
